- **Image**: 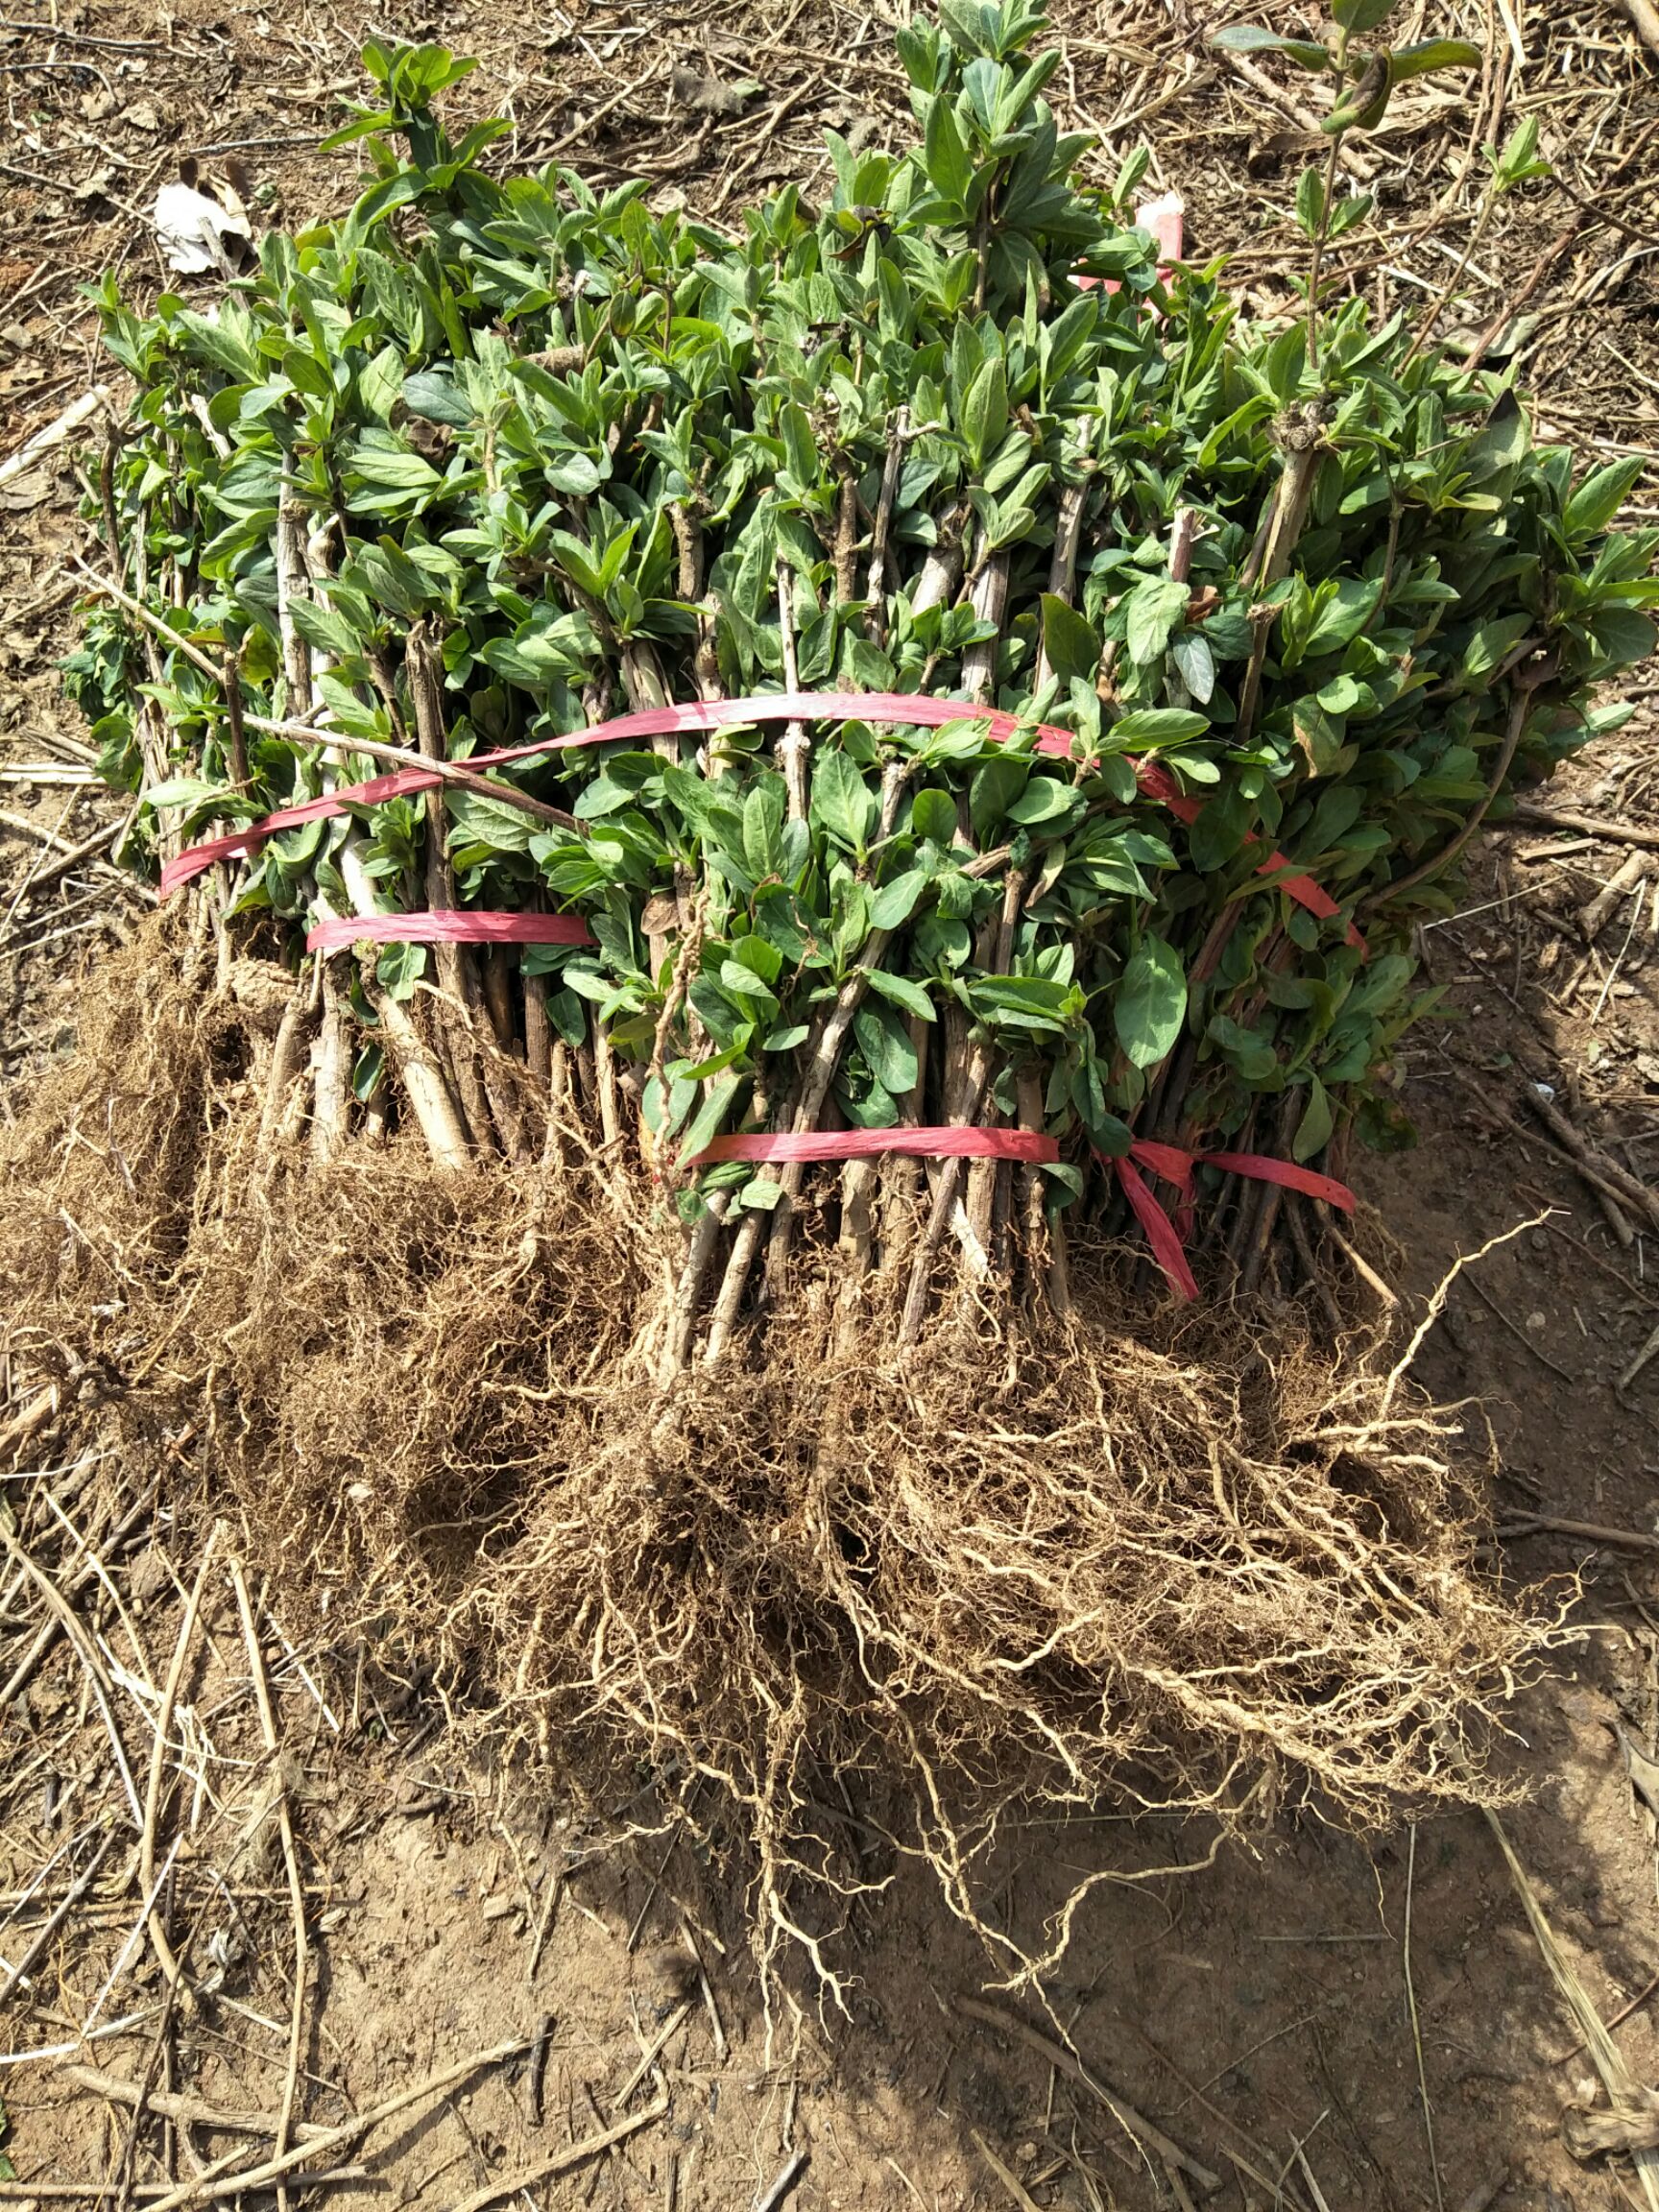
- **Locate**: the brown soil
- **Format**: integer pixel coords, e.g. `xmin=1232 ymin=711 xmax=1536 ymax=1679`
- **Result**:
xmin=4 ymin=1 xmax=1659 ymax=2208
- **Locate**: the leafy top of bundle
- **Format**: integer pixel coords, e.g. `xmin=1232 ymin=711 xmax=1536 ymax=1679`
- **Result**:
xmin=72 ymin=0 xmax=1658 ymax=1196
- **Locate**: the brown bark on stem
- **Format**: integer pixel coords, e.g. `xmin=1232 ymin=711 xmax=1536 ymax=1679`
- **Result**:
xmin=959 ymin=548 xmax=1015 ymax=1253
xmin=408 ymin=620 xmax=499 ymax=1159
xmin=911 ymin=506 xmax=966 ymax=616
xmin=900 ymin=870 xmax=1027 ymax=1346
xmin=594 ymin=1023 xmax=621 ymax=1149
xmin=275 ymin=464 xmax=312 ymax=721
xmin=1016 ymin=1066 xmax=1048 ymax=1292
xmin=661 ymin=1190 xmax=733 ymax=1380
xmin=483 ymin=947 xmax=518 ymax=1055
xmin=1238 ymin=1093 xmax=1301 ymax=1294
xmin=334 ymin=847 xmax=471 ymax=1170
xmin=875 ymin=1010 xmax=930 ymax=1285
xmin=958 ymin=540 xmax=1009 ymax=703
xmin=669 ymin=502 xmax=723 ymax=704
xmin=774 ymin=561 xmax=811 ymax=822
xmin=831 ymin=469 xmax=860 ymax=606
xmin=864 ymin=405 xmax=909 ymax=646
xmin=1235 ymin=409 xmax=1328 ymax=750
xmin=260 ymin=999 xmax=314 ymax=1147
xmin=524 ymin=969 xmax=553 ymax=1083
xmin=542 ymin=1040 xmax=572 ymax=1166
xmin=701 ymin=934 xmax=897 ymax=1364
xmin=309 ymin=968 xmax=350 ymax=1166
xmin=1032 ymin=424 xmax=1095 ymax=690
xmin=223 ymin=647 xmax=248 ymax=789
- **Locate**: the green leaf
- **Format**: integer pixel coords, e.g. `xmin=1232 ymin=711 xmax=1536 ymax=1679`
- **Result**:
xmin=288 ymin=595 xmax=361 ymax=662
xmin=546 ymin=529 xmax=609 ymax=600
xmin=866 ymin=969 xmax=936 ymax=1022
xmin=1106 ymin=708 xmax=1210 ymax=748
xmin=351 ymin=1043 xmax=386 ymax=1101
xmin=810 ymin=749 xmax=878 ymax=851
xmin=283 ymin=345 xmax=335 ymax=403
xmin=962 ymin=355 xmax=1009 ymax=474
xmin=1332 ymin=0 xmax=1397 ymax=30
xmin=445 ymin=785 xmax=540 ymax=854
xmin=679 ymin=1070 xmax=741 ymax=1162
xmin=1293 ymin=1075 xmax=1334 ymax=1163
xmin=1387 ymin=37 xmax=1480 ymax=84
xmin=924 ymin=95 xmax=974 ymax=206
xmin=1590 ymin=606 xmax=1657 ymax=669
xmin=1294 ymin=165 xmax=1327 ymax=241
xmin=870 ymin=868 xmax=929 ymax=929
xmin=673 ymin=1044 xmax=746 ymax=1082
xmin=1189 ymin=784 xmax=1254 ymax=871
xmin=146 ymin=776 xmax=228 ymax=812
xmin=545 ymin=451 xmax=605 ymax=496
xmin=719 ymin=957 xmax=780 ymax=1012
xmin=1565 ymin=458 xmax=1643 ymax=542
xmin=1171 ymin=630 xmax=1215 ymax=704
xmin=969 ymin=755 xmax=1028 ymax=837
xmin=1114 ymin=934 xmax=1187 ymax=1070
xmin=741 ymin=781 xmax=784 ymax=878
xmin=1327 ymin=190 xmax=1374 ymax=240
xmin=1006 ymin=776 xmax=1081 ymax=828
xmin=1211 ymin=24 xmax=1330 ymax=67
xmin=854 ymin=999 xmax=919 ymax=1094
xmin=1123 ymin=575 xmax=1190 ymax=667
xmin=729 ymin=932 xmax=782 ymax=987
xmin=376 ymin=939 xmax=428 ymax=1001
xmin=1209 ymin=1012 xmax=1278 ymax=1082
xmin=1490 ymin=114 xmax=1551 ymax=192
xmin=911 ymin=787 xmax=959 ymax=846
xmin=1303 ymin=577 xmax=1382 ymax=656
xmin=1041 ymin=592 xmax=1101 ymax=683
xmin=348 ymin=443 xmax=443 ymax=500
xmin=1461 ymin=611 xmax=1532 ymax=683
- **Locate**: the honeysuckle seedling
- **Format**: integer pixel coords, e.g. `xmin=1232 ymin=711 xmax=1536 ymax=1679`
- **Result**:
xmin=70 ymin=0 xmax=1654 ymax=1335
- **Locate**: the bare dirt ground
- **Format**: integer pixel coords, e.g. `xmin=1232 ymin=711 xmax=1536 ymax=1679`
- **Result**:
xmin=5 ymin=1 xmax=1659 ymax=2206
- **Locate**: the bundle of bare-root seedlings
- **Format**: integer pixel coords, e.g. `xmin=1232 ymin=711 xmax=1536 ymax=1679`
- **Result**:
xmin=7 ymin=0 xmax=1653 ymax=1984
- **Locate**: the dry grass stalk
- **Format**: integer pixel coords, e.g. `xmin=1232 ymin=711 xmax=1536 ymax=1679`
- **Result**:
xmin=1485 ymin=1809 xmax=1659 ymax=2205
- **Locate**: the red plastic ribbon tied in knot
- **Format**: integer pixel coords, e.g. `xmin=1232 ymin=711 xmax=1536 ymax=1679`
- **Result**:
xmin=688 ymin=1124 xmax=1354 ymax=1303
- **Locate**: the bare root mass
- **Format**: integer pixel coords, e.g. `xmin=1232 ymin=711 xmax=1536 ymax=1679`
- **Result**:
xmin=1 ymin=924 xmax=1539 ymax=1985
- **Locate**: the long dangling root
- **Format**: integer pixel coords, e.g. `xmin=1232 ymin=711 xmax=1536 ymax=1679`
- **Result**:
xmin=0 ymin=923 xmax=1544 ymax=2003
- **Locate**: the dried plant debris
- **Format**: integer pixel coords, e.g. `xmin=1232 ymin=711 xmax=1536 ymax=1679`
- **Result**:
xmin=152 ymin=162 xmax=254 ymax=278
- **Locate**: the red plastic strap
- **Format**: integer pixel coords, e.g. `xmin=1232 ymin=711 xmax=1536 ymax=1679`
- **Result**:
xmin=158 ymin=690 xmax=1360 ymax=949
xmin=1136 ymin=758 xmax=1363 ymax=950
xmin=305 ymin=909 xmax=593 ymax=954
xmin=1124 ymin=1137 xmax=1197 ymax=1196
xmin=1113 ymin=1138 xmax=1357 ymax=1301
xmin=157 ymin=692 xmax=1081 ymax=894
xmin=161 ymin=770 xmax=427 ymax=896
xmin=1114 ymin=1154 xmax=1200 ymax=1302
xmin=691 ymin=1126 xmax=1058 ymax=1168
xmin=686 ymin=1120 xmax=1354 ymax=1302
xmin=1203 ymin=1149 xmax=1357 ymax=1214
